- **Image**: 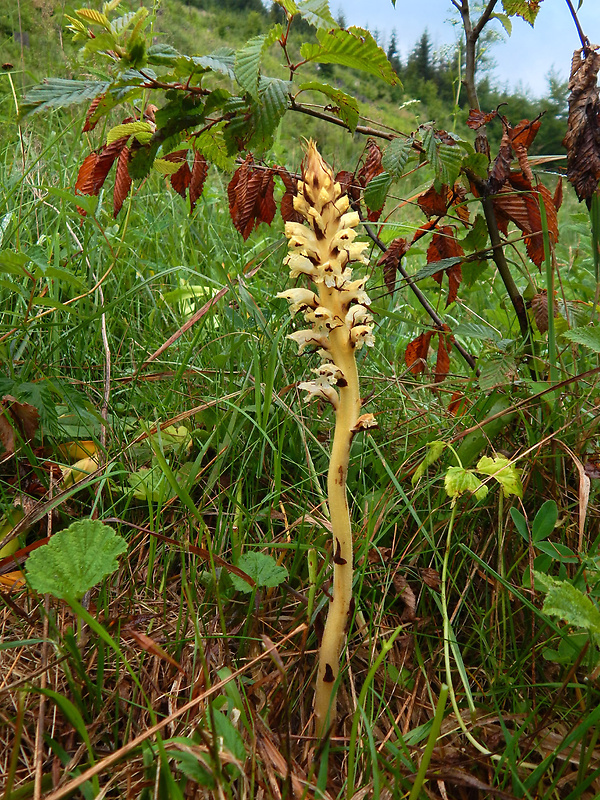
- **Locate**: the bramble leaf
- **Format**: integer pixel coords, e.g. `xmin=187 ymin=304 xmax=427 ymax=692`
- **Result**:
xmin=562 ymin=326 xmax=600 ymax=353
xmin=534 ymin=572 xmax=600 ymax=645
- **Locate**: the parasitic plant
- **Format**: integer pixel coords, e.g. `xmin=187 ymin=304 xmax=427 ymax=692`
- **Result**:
xmin=278 ymin=141 xmax=376 ymax=735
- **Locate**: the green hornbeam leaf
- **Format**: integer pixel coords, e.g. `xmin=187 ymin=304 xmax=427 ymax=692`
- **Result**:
xmin=412 ymin=440 xmax=447 ymax=484
xmin=75 ymin=7 xmax=111 ymax=28
xmin=460 ymin=214 xmax=488 ymax=252
xmin=248 ymin=77 xmax=292 ymax=151
xmin=297 ymin=0 xmax=337 ymax=30
xmin=382 ymin=137 xmax=413 ymax=179
xmin=363 ymin=171 xmax=392 ymax=211
xmin=26 ymin=519 xmax=127 ymax=601
xmin=20 ymin=79 xmax=110 ymax=117
xmin=491 ymin=11 xmax=513 ymax=35
xmin=147 ymin=43 xmax=180 ymax=66
xmin=196 ymin=122 xmax=234 ymax=171
xmin=297 ymin=81 xmax=359 ymax=131
xmin=453 ymin=322 xmax=500 ymax=342
xmin=562 ymin=326 xmax=600 ymax=353
xmin=107 ymin=120 xmax=153 ymax=145
xmin=190 ymin=48 xmax=236 ymax=79
xmin=235 ymin=28 xmax=281 ymax=100
xmin=422 ymin=128 xmax=465 ymax=189
xmin=275 ymin=0 xmax=300 ymax=12
xmin=230 ymin=552 xmax=288 ymax=594
xmin=476 ymin=455 xmax=523 ymax=498
xmin=444 ymin=466 xmax=488 ymax=506
xmin=534 ymin=572 xmax=600 ymax=644
xmin=300 ymin=27 xmax=399 ymax=85
xmin=478 ymin=356 xmax=517 ymax=392
xmin=501 ymin=0 xmax=542 ymax=25
xmin=410 ymin=256 xmax=464 ymax=283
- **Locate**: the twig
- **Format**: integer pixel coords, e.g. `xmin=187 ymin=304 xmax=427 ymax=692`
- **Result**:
xmin=564 ymin=0 xmax=590 ymax=52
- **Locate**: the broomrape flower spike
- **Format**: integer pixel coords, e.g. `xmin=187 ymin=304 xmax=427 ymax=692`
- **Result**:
xmin=279 ymin=140 xmax=375 ymax=736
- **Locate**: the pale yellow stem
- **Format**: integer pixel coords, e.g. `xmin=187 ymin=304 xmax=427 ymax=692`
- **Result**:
xmin=314 ymin=293 xmax=361 ymax=735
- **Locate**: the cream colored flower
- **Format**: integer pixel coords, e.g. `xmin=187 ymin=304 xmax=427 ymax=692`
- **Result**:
xmin=277 ymin=288 xmax=319 ymax=314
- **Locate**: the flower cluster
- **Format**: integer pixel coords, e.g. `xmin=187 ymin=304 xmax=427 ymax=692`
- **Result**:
xmin=277 ymin=141 xmax=374 ymax=406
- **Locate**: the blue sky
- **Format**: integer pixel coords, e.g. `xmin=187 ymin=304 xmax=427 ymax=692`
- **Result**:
xmin=332 ymin=1 xmax=600 ymax=96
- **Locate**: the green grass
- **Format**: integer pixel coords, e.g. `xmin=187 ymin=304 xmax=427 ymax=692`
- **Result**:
xmin=1 ymin=4 xmax=600 ymax=799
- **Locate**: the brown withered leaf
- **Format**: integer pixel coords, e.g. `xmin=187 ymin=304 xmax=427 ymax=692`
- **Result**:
xmin=418 ymin=184 xmax=450 ymax=218
xmin=434 ymin=324 xmax=454 ymax=383
xmin=0 ymin=396 xmax=40 ymax=456
xmin=228 ymin=157 xmax=276 ymax=240
xmin=405 ymin=330 xmax=434 ymax=375
xmin=124 ymin=628 xmax=185 ymax=674
xmin=510 ymin=118 xmax=541 ymax=185
xmin=74 ymin=152 xmax=100 ymax=196
xmin=75 ymin=137 xmax=129 ymax=201
xmin=164 ymin=150 xmax=191 ymax=199
xmin=336 ymin=169 xmax=360 ymax=202
xmin=412 ymin=219 xmax=439 ymax=244
xmin=493 ymin=175 xmax=559 ymax=268
xmin=563 ymin=46 xmax=600 ymax=203
xmin=113 ymin=146 xmax=131 ymax=218
xmin=82 ymin=94 xmax=105 ymax=133
xmin=277 ymin=168 xmax=303 ymax=223
xmin=189 ymin=151 xmax=209 ymax=212
xmin=489 ymin=127 xmax=513 ymax=194
xmin=427 ymin=226 xmax=464 ymax=306
xmin=378 ymin=236 xmax=410 ymax=294
xmin=530 ymin=289 xmax=558 ymax=333
xmin=467 ymin=108 xmax=498 ymax=130
xmin=420 ymin=567 xmax=441 ymax=590
xmin=357 ymin=138 xmax=383 ymax=187
xmin=448 ymin=391 xmax=470 ymax=416
xmin=392 ymin=574 xmax=416 ymax=621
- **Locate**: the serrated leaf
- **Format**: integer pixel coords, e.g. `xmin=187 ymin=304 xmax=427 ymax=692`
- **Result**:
xmin=534 ymin=573 xmax=600 ymax=644
xmin=76 ymin=7 xmax=111 ymax=28
xmin=20 ymin=79 xmax=110 ymax=117
xmin=107 ymin=121 xmax=153 ymax=145
xmin=363 ymin=171 xmax=392 ymax=211
xmin=382 ymin=137 xmax=413 ymax=179
xmin=26 ymin=520 xmax=127 ymax=601
xmin=501 ymin=0 xmax=542 ymax=25
xmin=235 ymin=34 xmax=270 ymax=100
xmin=153 ymin=158 xmax=183 ymax=175
xmin=297 ymin=81 xmax=359 ymax=131
xmin=476 ymin=455 xmax=523 ymax=498
xmin=274 ymin=0 xmax=300 ymax=13
xmin=248 ymin=77 xmax=291 ymax=151
xmin=423 ymin=128 xmax=465 ymax=188
xmin=411 ymin=256 xmax=464 ymax=284
xmin=562 ymin=326 xmax=600 ymax=353
xmin=191 ymin=48 xmax=236 ymax=79
xmin=460 ymin=214 xmax=488 ymax=252
xmin=300 ymin=27 xmax=398 ymax=85
xmin=230 ymin=552 xmax=288 ymax=593
xmin=532 ymin=499 xmax=558 ymax=542
xmin=453 ymin=322 xmax=500 ymax=341
xmin=297 ymin=0 xmax=337 ymax=29
xmin=147 ymin=43 xmax=179 ymax=66
xmin=478 ymin=356 xmax=517 ymax=392
xmin=444 ymin=466 xmax=487 ymax=506
xmin=491 ymin=11 xmax=513 ymax=34
xmin=196 ymin=123 xmax=234 ymax=171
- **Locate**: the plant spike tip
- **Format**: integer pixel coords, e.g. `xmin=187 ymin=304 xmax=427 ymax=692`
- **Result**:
xmin=278 ymin=140 xmax=375 ymax=735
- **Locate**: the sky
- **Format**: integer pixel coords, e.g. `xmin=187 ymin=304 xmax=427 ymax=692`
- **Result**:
xmin=332 ymin=1 xmax=600 ymax=97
